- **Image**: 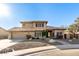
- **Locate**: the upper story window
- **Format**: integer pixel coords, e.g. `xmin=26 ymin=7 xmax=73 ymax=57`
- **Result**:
xmin=36 ymin=23 xmax=44 ymax=27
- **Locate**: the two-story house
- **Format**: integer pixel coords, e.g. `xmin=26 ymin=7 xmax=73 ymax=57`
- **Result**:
xmin=8 ymin=20 xmax=66 ymax=39
xmin=8 ymin=21 xmax=48 ymax=39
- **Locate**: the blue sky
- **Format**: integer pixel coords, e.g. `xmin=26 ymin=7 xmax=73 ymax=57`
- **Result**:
xmin=0 ymin=3 xmax=79 ymax=29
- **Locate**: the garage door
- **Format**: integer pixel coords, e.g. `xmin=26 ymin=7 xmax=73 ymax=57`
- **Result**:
xmin=12 ymin=32 xmax=26 ymax=39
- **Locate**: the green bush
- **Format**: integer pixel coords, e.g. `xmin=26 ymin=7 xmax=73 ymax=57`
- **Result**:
xmin=42 ymin=30 xmax=48 ymax=37
xmin=26 ymin=35 xmax=32 ymax=39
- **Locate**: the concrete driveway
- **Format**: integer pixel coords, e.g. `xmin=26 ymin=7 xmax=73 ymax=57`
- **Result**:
xmin=0 ymin=39 xmax=25 ymax=51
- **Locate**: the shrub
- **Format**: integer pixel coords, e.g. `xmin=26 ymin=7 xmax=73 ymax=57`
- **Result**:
xmin=42 ymin=30 xmax=48 ymax=37
xmin=26 ymin=35 xmax=32 ymax=39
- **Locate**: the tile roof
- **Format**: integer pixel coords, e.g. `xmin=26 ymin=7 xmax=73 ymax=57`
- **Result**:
xmin=47 ymin=26 xmax=66 ymax=30
xmin=20 ymin=20 xmax=48 ymax=23
xmin=8 ymin=27 xmax=46 ymax=31
xmin=8 ymin=26 xmax=66 ymax=32
xmin=0 ymin=27 xmax=7 ymax=31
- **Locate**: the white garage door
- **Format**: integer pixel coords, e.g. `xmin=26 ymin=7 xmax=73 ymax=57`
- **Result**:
xmin=12 ymin=32 xmax=26 ymax=39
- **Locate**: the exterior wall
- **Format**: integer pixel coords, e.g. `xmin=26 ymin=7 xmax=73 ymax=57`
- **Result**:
xmin=66 ymin=34 xmax=70 ymax=39
xmin=22 ymin=22 xmax=47 ymax=28
xmin=32 ymin=22 xmax=47 ymax=28
xmin=48 ymin=32 xmax=51 ymax=37
xmin=22 ymin=22 xmax=33 ymax=28
xmin=0 ymin=29 xmax=9 ymax=36
xmin=0 ymin=29 xmax=9 ymax=39
xmin=54 ymin=30 xmax=65 ymax=38
xmin=9 ymin=31 xmax=45 ymax=39
xmin=8 ymin=32 xmax=12 ymax=39
xmin=32 ymin=22 xmax=37 ymax=28
xmin=25 ymin=32 xmax=35 ymax=37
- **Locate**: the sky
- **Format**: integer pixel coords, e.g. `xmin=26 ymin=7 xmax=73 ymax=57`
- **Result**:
xmin=0 ymin=3 xmax=79 ymax=29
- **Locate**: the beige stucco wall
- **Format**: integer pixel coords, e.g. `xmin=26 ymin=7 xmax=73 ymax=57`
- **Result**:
xmin=22 ymin=22 xmax=33 ymax=28
xmin=0 ymin=29 xmax=9 ymax=36
xmin=22 ymin=22 xmax=47 ymax=28
xmin=54 ymin=30 xmax=65 ymax=38
xmin=54 ymin=30 xmax=65 ymax=34
xmin=32 ymin=22 xmax=47 ymax=28
xmin=0 ymin=29 xmax=9 ymax=39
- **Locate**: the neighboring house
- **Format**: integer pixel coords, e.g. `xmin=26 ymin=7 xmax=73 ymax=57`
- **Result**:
xmin=8 ymin=21 xmax=66 ymax=39
xmin=47 ymin=26 xmax=66 ymax=39
xmin=0 ymin=27 xmax=9 ymax=39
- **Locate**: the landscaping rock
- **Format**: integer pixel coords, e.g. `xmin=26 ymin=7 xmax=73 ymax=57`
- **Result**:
xmin=48 ymin=39 xmax=56 ymax=43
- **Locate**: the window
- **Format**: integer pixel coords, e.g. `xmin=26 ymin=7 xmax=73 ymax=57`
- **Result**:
xmin=36 ymin=23 xmax=44 ymax=27
xmin=57 ymin=32 xmax=62 ymax=35
xmin=35 ymin=32 xmax=42 ymax=38
xmin=42 ymin=23 xmax=44 ymax=27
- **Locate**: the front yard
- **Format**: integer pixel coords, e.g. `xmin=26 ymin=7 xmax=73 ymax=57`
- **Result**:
xmin=0 ymin=39 xmax=63 ymax=54
xmin=1 ymin=39 xmax=79 ymax=54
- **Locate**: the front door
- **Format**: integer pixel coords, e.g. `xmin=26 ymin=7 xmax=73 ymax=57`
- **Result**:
xmin=64 ymin=34 xmax=67 ymax=39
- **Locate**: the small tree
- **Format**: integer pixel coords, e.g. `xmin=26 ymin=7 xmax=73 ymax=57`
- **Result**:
xmin=68 ymin=17 xmax=79 ymax=39
xmin=42 ymin=30 xmax=48 ymax=37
